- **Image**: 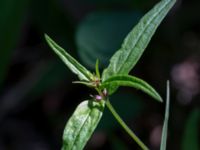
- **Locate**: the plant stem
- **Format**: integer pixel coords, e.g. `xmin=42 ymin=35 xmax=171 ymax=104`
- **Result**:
xmin=106 ymin=99 xmax=149 ymax=150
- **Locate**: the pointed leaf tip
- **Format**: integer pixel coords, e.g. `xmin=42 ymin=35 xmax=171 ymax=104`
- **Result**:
xmin=101 ymin=75 xmax=163 ymax=102
xmin=45 ymin=34 xmax=93 ymax=81
xmin=103 ymin=0 xmax=176 ymax=82
xmin=160 ymin=80 xmax=170 ymax=150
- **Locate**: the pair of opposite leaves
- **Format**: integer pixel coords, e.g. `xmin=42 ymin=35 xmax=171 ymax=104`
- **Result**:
xmin=45 ymin=0 xmax=176 ymax=149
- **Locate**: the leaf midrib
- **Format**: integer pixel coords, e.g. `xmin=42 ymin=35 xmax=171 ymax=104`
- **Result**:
xmin=70 ymin=105 xmax=99 ymax=150
xmin=117 ymin=0 xmax=170 ymax=74
xmin=53 ymin=40 xmax=91 ymax=81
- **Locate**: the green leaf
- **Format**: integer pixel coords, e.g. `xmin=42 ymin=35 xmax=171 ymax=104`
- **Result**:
xmin=182 ymin=109 xmax=200 ymax=150
xmin=160 ymin=81 xmax=170 ymax=150
xmin=102 ymin=0 xmax=176 ymax=81
xmin=101 ymin=75 xmax=162 ymax=102
xmin=45 ymin=34 xmax=93 ymax=81
xmin=62 ymin=100 xmax=105 ymax=150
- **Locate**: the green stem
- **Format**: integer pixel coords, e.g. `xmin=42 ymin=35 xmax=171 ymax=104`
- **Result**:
xmin=95 ymin=87 xmax=102 ymax=96
xmin=106 ymin=99 xmax=149 ymax=150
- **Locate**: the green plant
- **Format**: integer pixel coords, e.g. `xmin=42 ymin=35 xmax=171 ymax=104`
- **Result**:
xmin=182 ymin=109 xmax=200 ymax=150
xmin=45 ymin=0 xmax=176 ymax=149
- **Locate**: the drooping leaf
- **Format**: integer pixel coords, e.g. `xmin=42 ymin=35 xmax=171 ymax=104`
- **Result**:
xmin=160 ymin=81 xmax=170 ymax=150
xmin=101 ymin=75 xmax=162 ymax=102
xmin=62 ymin=100 xmax=105 ymax=150
xmin=45 ymin=34 xmax=93 ymax=81
xmin=182 ymin=109 xmax=200 ymax=150
xmin=102 ymin=0 xmax=176 ymax=81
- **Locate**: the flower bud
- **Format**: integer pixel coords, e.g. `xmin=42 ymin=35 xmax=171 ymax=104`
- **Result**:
xmin=95 ymin=95 xmax=102 ymax=101
xmin=103 ymin=89 xmax=108 ymax=97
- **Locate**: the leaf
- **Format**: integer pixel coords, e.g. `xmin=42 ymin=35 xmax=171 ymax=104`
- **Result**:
xmin=102 ymin=0 xmax=176 ymax=81
xmin=101 ymin=75 xmax=162 ymax=102
xmin=76 ymin=11 xmax=142 ymax=69
xmin=160 ymin=81 xmax=170 ymax=150
xmin=181 ymin=109 xmax=200 ymax=150
xmin=45 ymin=34 xmax=93 ymax=81
xmin=62 ymin=100 xmax=105 ymax=150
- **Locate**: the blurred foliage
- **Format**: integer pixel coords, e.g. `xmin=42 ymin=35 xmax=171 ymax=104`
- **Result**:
xmin=0 ymin=0 xmax=200 ymax=149
xmin=97 ymin=90 xmax=143 ymax=132
xmin=182 ymin=109 xmax=200 ymax=150
xmin=0 ymin=0 xmax=29 ymax=87
xmin=76 ymin=11 xmax=142 ymax=69
xmin=110 ymin=135 xmax=129 ymax=150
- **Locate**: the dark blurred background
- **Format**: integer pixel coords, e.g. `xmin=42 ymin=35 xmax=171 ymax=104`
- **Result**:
xmin=0 ymin=0 xmax=199 ymax=149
